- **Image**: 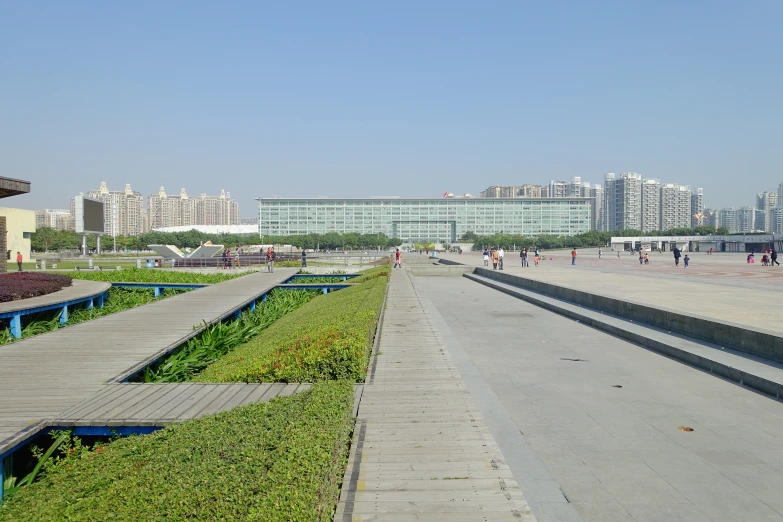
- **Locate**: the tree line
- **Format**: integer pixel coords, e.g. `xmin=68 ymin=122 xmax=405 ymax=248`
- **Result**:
xmin=30 ymin=228 xmax=403 ymax=253
xmin=462 ymin=226 xmax=730 ymax=251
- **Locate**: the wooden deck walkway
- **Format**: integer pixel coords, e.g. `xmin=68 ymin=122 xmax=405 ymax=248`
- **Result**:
xmin=0 ymin=280 xmax=111 ymax=314
xmin=49 ymin=383 xmax=364 ymax=428
xmin=335 ymin=269 xmax=536 ymax=521
xmin=0 ymin=270 xmax=295 ymax=455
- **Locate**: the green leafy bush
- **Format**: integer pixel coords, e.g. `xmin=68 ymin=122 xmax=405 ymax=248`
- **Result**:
xmin=195 ymin=272 xmax=387 ymax=383
xmin=0 ymin=381 xmax=355 ymax=522
xmin=66 ymin=268 xmax=249 ymax=284
xmin=140 ymin=289 xmax=318 ymax=383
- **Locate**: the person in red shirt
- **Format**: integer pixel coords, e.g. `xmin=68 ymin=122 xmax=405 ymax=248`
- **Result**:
xmin=394 ymin=249 xmax=402 ymax=268
xmin=16 ymin=251 xmax=23 ymax=272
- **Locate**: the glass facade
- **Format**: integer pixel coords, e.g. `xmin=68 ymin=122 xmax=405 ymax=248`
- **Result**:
xmin=258 ymin=198 xmax=591 ymax=243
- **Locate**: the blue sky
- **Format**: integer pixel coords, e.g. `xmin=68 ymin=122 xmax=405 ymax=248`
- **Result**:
xmin=1 ymin=1 xmax=781 ymax=215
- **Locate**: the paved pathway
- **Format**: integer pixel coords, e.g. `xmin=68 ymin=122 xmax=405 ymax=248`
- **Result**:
xmin=0 ymin=280 xmax=110 ymax=314
xmin=440 ymin=251 xmax=783 ymax=334
xmin=415 ymin=274 xmax=783 ymax=522
xmin=0 ymin=270 xmax=294 ymax=454
xmin=335 ymin=269 xmax=537 ymax=522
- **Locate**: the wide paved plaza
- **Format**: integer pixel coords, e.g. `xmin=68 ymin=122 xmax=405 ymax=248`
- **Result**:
xmin=392 ymin=251 xmax=783 ymax=521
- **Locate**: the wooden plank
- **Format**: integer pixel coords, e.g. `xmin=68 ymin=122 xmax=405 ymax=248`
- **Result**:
xmin=0 ymin=271 xmax=296 ymax=453
xmin=122 ymin=385 xmax=195 ymax=426
xmin=194 ymin=384 xmax=248 ymax=417
xmin=238 ymin=383 xmax=273 ymax=406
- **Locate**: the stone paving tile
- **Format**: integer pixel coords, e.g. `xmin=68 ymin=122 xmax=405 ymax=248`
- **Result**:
xmin=414 ymin=274 xmax=783 ymax=522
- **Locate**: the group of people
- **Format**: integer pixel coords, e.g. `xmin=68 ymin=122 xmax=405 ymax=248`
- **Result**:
xmin=751 ymin=248 xmax=779 ymax=266
xmin=481 ymin=247 xmax=542 ymax=269
xmin=672 ymin=247 xmax=690 ymax=268
xmin=221 ymin=249 xmax=241 ymax=269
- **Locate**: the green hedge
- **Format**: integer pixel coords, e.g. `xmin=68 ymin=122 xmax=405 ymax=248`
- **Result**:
xmin=64 ymin=268 xmax=249 ymax=284
xmin=195 ymin=268 xmax=388 ymax=383
xmin=0 ymin=381 xmax=355 ymax=522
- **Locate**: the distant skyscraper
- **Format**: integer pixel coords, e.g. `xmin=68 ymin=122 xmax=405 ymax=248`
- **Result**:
xmin=195 ymin=189 xmax=239 ymax=227
xmin=718 ymin=207 xmax=756 ymax=234
xmin=548 ymin=180 xmax=569 ymax=198
xmin=86 ymin=182 xmax=144 ymax=237
xmin=148 ymin=187 xmax=198 ymax=230
xmin=659 ymin=183 xmax=691 ymax=230
xmin=604 ymin=172 xmax=641 ymax=231
xmin=755 ymin=191 xmax=777 ymax=232
xmin=35 ymin=209 xmax=72 ymax=230
xmin=691 ymin=188 xmax=704 ymax=228
xmin=518 ymin=184 xmax=542 ymax=198
xmin=568 ymin=177 xmax=582 ymax=197
xmin=583 ymin=183 xmax=604 ymax=231
xmin=641 ymin=179 xmax=660 ymax=233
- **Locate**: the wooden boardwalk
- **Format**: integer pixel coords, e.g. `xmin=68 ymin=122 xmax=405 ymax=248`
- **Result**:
xmin=0 ymin=270 xmax=295 ymax=455
xmin=50 ymin=383 xmax=364 ymax=428
xmin=0 ymin=280 xmax=111 ymax=314
xmin=335 ymin=269 xmax=537 ymax=522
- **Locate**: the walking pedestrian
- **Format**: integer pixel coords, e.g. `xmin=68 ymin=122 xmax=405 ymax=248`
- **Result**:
xmin=222 ymin=249 xmax=229 ymax=269
xmin=301 ymin=249 xmax=307 ymax=268
xmin=498 ymin=247 xmax=505 ymax=270
xmin=571 ymin=248 xmax=577 ymax=265
xmin=639 ymin=250 xmax=644 ymax=265
xmin=491 ymin=248 xmax=499 ymax=270
xmin=521 ymin=248 xmax=528 ymax=267
xmin=684 ymin=254 xmax=690 ymax=268
xmin=772 ymin=248 xmax=780 ymax=266
xmin=598 ymin=247 xmax=602 ymax=259
xmin=394 ymin=248 xmax=402 ymax=268
xmin=673 ymin=247 xmax=681 ymax=267
xmin=534 ymin=247 xmax=540 ymax=267
xmin=266 ymin=247 xmax=275 ymax=272
xmin=16 ymin=251 xmax=22 ymax=272
xmin=483 ymin=248 xmax=490 ymax=267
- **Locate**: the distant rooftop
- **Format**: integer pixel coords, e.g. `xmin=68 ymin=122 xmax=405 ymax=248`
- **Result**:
xmin=0 ymin=177 xmax=31 ymax=199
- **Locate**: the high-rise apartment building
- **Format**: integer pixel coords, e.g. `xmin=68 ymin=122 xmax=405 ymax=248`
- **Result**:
xmin=718 ymin=207 xmax=756 ymax=234
xmin=480 ymin=186 xmax=503 ymax=198
xmin=548 ymin=180 xmax=569 ymax=198
xmin=86 ymin=182 xmax=144 ymax=237
xmin=567 ymin=177 xmax=582 ymax=197
xmin=604 ymin=172 xmax=642 ymax=231
xmin=639 ymin=179 xmax=660 ymax=233
xmin=518 ymin=184 xmax=542 ymax=198
xmin=35 ymin=209 xmax=72 ymax=230
xmin=772 ymin=207 xmax=783 ymax=234
xmin=583 ymin=183 xmax=603 ymax=231
xmin=755 ymin=191 xmax=777 ymax=232
xmin=194 ymin=189 xmax=239 ymax=226
xmin=660 ymin=184 xmax=691 ymax=230
xmin=778 ymin=183 xmax=783 ymax=210
xmin=148 ymin=187 xmax=198 ymax=230
xmin=691 ymin=188 xmax=704 ymax=228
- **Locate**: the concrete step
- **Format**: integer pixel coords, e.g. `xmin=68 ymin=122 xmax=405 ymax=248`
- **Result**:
xmin=466 ymin=272 xmax=783 ymax=400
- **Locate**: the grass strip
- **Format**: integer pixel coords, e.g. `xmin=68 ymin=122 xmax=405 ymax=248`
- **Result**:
xmin=63 ymin=268 xmax=250 ymax=284
xmin=194 ymin=266 xmax=389 ymax=383
xmin=0 ymin=381 xmax=355 ymax=522
xmin=139 ymin=289 xmax=319 ymax=383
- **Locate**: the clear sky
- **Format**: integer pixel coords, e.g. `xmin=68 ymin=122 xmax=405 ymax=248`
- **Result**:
xmin=2 ymin=1 xmax=781 ymax=215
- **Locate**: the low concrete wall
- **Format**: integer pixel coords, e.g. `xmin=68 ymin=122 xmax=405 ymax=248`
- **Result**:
xmin=474 ymin=268 xmax=783 ymax=364
xmin=435 ymin=258 xmax=464 ymax=266
xmin=409 ymin=265 xmax=475 ymax=276
xmin=0 ymin=216 xmax=6 ymax=273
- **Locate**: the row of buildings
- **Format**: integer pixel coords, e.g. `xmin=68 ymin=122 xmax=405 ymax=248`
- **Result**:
xmin=481 ymin=176 xmax=703 ymax=233
xmin=36 ymin=182 xmax=240 ymax=236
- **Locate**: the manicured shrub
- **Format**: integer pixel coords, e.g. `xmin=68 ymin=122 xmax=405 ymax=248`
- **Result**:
xmin=66 ymin=268 xmax=248 ymax=284
xmin=139 ymin=289 xmax=319 ymax=383
xmin=0 ymin=381 xmax=355 ymax=522
xmin=195 ymin=272 xmax=387 ymax=383
xmin=0 ymin=273 xmax=72 ymax=303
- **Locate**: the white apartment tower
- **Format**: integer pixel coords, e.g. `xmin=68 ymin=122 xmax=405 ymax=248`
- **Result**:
xmin=87 ymin=182 xmax=144 ymax=237
xmin=548 ymin=180 xmax=569 ymax=198
xmin=568 ymin=177 xmax=582 ymax=197
xmin=756 ymin=191 xmax=777 ymax=232
xmin=641 ymin=179 xmax=660 ymax=233
xmin=691 ymin=188 xmax=704 ymax=228
xmin=148 ymin=187 xmax=198 ymax=229
xmin=195 ymin=189 xmax=239 ymax=226
xmin=604 ymin=172 xmax=642 ymax=231
xmin=659 ymin=183 xmax=691 ymax=230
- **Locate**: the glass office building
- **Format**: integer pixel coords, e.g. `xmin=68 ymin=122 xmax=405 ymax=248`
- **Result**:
xmin=258 ymin=198 xmax=591 ymax=243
